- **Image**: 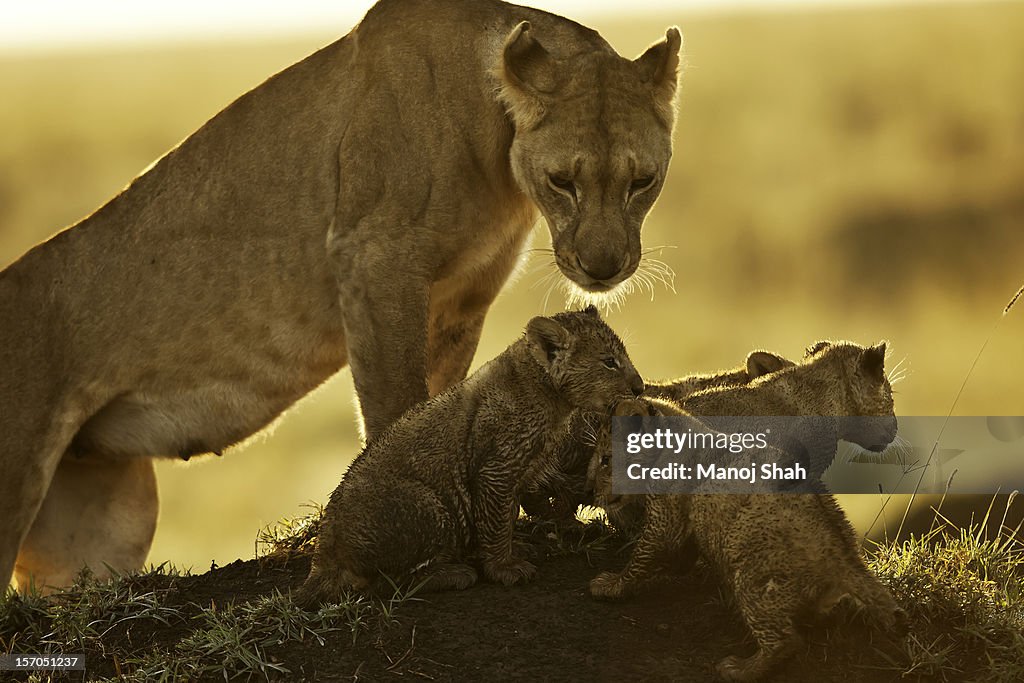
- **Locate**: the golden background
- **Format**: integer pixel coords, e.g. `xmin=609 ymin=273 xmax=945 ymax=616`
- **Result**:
xmin=1 ymin=1 xmax=1022 ymax=570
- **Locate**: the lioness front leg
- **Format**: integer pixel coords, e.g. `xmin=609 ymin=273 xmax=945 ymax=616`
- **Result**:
xmin=426 ymin=309 xmax=488 ymax=398
xmin=16 ymin=457 xmax=157 ymax=592
xmin=330 ymin=238 xmax=433 ymax=441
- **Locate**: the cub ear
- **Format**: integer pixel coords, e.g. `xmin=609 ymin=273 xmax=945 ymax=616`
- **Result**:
xmin=746 ymin=351 xmax=791 ymax=379
xmin=861 ymin=342 xmax=887 ymax=380
xmin=497 ymin=21 xmax=557 ymax=130
xmin=633 ymin=27 xmax=683 ymax=128
xmin=526 ymin=316 xmax=571 ymax=368
xmin=804 ymin=340 xmax=831 ymax=359
xmin=582 ymin=304 xmax=601 ymax=319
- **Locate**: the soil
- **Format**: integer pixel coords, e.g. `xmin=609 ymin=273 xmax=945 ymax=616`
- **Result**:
xmin=22 ymin=521 xmax=910 ymax=683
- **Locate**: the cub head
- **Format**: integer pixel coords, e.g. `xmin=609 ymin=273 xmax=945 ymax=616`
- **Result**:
xmin=664 ymin=350 xmax=794 ymax=399
xmin=803 ymin=340 xmax=897 ymax=452
xmin=525 ymin=306 xmax=644 ymax=412
xmin=496 ymin=22 xmax=682 ymax=293
xmin=587 ymin=398 xmax=660 ymax=527
xmin=745 ymin=350 xmax=795 ymax=381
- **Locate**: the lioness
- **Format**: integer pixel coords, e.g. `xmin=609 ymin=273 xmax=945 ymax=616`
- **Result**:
xmin=296 ymin=307 xmax=643 ymax=604
xmin=0 ymin=0 xmax=681 ymax=591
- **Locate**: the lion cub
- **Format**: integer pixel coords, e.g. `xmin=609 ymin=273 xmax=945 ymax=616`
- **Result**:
xmin=645 ymin=350 xmax=794 ymax=404
xmin=590 ymin=341 xmax=905 ymax=682
xmin=296 ymin=307 xmax=642 ymax=605
xmin=521 ymin=349 xmax=792 ymax=526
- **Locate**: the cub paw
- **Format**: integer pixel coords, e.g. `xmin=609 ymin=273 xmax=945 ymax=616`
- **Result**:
xmin=881 ymin=606 xmax=910 ymax=637
xmin=589 ymin=571 xmax=625 ymax=599
xmin=715 ymin=655 xmax=758 ymax=682
xmin=423 ymin=563 xmax=478 ymax=592
xmin=484 ymin=558 xmax=537 ymax=586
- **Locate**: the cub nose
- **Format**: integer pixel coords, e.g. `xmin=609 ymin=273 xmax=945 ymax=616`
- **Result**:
xmin=629 ymin=374 xmax=645 ymax=397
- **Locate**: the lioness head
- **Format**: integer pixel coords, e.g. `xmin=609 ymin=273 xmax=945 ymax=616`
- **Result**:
xmin=496 ymin=22 xmax=682 ymax=293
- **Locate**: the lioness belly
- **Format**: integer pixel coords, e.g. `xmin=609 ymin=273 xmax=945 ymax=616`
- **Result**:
xmin=70 ymin=331 xmax=347 ymax=461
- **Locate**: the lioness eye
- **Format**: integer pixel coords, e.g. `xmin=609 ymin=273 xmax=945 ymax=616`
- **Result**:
xmin=602 ymin=357 xmax=619 ymax=369
xmin=630 ymin=175 xmax=656 ymax=194
xmin=548 ymin=174 xmax=577 ymax=199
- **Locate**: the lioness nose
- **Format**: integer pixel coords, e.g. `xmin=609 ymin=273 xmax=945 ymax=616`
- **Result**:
xmin=576 ymin=253 xmax=625 ymax=282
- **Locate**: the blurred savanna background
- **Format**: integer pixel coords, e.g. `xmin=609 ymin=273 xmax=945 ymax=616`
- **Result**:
xmin=1 ymin=0 xmax=1022 ymax=571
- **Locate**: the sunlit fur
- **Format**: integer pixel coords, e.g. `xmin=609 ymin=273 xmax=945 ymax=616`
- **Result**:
xmin=591 ymin=400 xmax=907 ymax=681
xmin=297 ymin=308 xmax=643 ymax=604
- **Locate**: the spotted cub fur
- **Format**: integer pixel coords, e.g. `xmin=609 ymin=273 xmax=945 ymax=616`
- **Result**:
xmin=521 ymin=350 xmax=791 ymax=527
xmin=590 ymin=341 xmax=905 ymax=682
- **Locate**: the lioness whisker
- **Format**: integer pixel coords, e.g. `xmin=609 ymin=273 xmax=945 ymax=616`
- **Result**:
xmin=635 ymin=258 xmax=677 ymax=296
xmin=541 ymin=276 xmax=562 ymax=313
xmin=529 ymin=267 xmax=560 ymax=292
xmin=640 ymin=244 xmax=678 ymax=256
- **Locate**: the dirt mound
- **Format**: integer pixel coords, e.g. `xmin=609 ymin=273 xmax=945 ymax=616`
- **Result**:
xmin=8 ymin=521 xmax=906 ymax=682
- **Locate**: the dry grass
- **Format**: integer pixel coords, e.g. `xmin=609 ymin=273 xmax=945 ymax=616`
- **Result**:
xmin=3 ymin=508 xmax=1023 ymax=682
xmin=868 ymin=497 xmax=1024 ymax=681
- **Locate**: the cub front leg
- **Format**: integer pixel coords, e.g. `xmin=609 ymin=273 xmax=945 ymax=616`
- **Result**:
xmin=474 ymin=465 xmax=536 ymax=586
xmin=330 ymin=232 xmax=433 ymax=441
xmin=590 ymin=498 xmax=685 ymax=599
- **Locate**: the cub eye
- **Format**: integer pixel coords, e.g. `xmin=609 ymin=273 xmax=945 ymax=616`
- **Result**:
xmin=602 ymin=357 xmax=619 ymax=369
xmin=630 ymin=175 xmax=656 ymax=194
xmin=548 ymin=174 xmax=577 ymax=200
xmin=600 ymin=455 xmax=610 ymax=466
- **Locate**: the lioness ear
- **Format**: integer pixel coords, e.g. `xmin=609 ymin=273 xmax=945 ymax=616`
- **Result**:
xmin=634 ymin=27 xmax=683 ymax=128
xmin=497 ymin=21 xmax=557 ymax=130
xmin=746 ymin=351 xmax=790 ymax=379
xmin=526 ymin=316 xmax=571 ymax=368
xmin=861 ymin=342 xmax=887 ymax=380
